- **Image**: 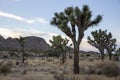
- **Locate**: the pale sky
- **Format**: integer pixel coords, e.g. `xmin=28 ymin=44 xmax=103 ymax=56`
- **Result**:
xmin=0 ymin=0 xmax=120 ymax=51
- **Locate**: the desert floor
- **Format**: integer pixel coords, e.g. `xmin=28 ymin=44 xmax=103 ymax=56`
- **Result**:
xmin=0 ymin=57 xmax=120 ymax=80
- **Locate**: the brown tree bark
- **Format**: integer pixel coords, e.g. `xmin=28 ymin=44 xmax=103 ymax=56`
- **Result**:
xmin=73 ymin=42 xmax=79 ymax=74
xmin=109 ymin=52 xmax=112 ymax=60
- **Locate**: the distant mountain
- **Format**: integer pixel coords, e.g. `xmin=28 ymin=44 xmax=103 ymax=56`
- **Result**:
xmin=79 ymin=50 xmax=99 ymax=54
xmin=0 ymin=35 xmax=50 ymax=51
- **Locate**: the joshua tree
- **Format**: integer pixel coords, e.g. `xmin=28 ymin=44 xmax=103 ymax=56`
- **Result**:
xmin=17 ymin=36 xmax=25 ymax=63
xmin=51 ymin=5 xmax=102 ymax=74
xmin=49 ymin=35 xmax=69 ymax=64
xmin=115 ymin=48 xmax=120 ymax=60
xmin=116 ymin=48 xmax=120 ymax=56
xmin=106 ymin=39 xmax=116 ymax=60
xmin=88 ymin=29 xmax=116 ymax=60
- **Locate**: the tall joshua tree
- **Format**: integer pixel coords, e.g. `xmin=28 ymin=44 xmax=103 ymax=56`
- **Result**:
xmin=51 ymin=5 xmax=102 ymax=74
xmin=88 ymin=29 xmax=116 ymax=61
xmin=17 ymin=36 xmax=25 ymax=63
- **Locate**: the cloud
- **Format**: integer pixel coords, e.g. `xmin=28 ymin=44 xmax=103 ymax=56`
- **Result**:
xmin=0 ymin=28 xmax=57 ymax=43
xmin=26 ymin=18 xmax=48 ymax=24
xmin=0 ymin=11 xmax=24 ymax=21
xmin=26 ymin=20 xmax=35 ymax=24
xmin=0 ymin=11 xmax=48 ymax=24
xmin=0 ymin=28 xmax=22 ymax=38
xmin=35 ymin=18 xmax=48 ymax=24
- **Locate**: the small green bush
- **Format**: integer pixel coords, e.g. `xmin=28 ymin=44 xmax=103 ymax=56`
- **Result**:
xmin=87 ymin=66 xmax=96 ymax=74
xmin=9 ymin=51 xmax=15 ymax=57
xmin=86 ymin=54 xmax=91 ymax=57
xmin=69 ymin=55 xmax=73 ymax=59
xmin=113 ymin=54 xmax=119 ymax=61
xmin=0 ymin=64 xmax=12 ymax=75
xmin=54 ymin=71 xmax=64 ymax=80
xmin=97 ymin=62 xmax=120 ymax=77
xmin=2 ymin=55 xmax=8 ymax=59
xmin=89 ymin=57 xmax=94 ymax=61
xmin=80 ymin=54 xmax=84 ymax=57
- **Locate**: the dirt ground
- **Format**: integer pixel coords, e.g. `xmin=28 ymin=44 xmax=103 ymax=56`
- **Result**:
xmin=0 ymin=57 xmax=120 ymax=80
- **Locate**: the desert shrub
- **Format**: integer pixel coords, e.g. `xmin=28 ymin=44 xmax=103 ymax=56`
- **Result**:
xmin=9 ymin=51 xmax=15 ymax=56
xmin=0 ymin=63 xmax=12 ymax=75
xmin=79 ymin=65 xmax=96 ymax=74
xmin=80 ymin=54 xmax=84 ymax=57
xmin=81 ymin=65 xmax=96 ymax=74
xmin=87 ymin=66 xmax=96 ymax=74
xmin=46 ymin=50 xmax=57 ymax=57
xmin=101 ymin=63 xmax=120 ymax=77
xmin=24 ymin=53 xmax=30 ymax=57
xmin=46 ymin=57 xmax=54 ymax=62
xmin=113 ymin=54 xmax=120 ymax=61
xmin=88 ymin=57 xmax=94 ymax=61
xmin=41 ymin=57 xmax=45 ymax=60
xmin=54 ymin=71 xmax=64 ymax=80
xmin=21 ymin=69 xmax=27 ymax=75
xmin=86 ymin=54 xmax=91 ymax=57
xmin=49 ymin=69 xmax=56 ymax=74
xmin=96 ymin=62 xmax=120 ymax=77
xmin=69 ymin=55 xmax=73 ymax=59
xmin=2 ymin=55 xmax=8 ymax=58
xmin=16 ymin=61 xmax=20 ymax=65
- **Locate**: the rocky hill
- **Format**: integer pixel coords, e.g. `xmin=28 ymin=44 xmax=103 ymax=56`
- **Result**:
xmin=24 ymin=36 xmax=50 ymax=51
xmin=0 ymin=35 xmax=50 ymax=51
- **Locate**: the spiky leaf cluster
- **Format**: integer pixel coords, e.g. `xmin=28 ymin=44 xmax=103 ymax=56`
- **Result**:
xmin=17 ymin=36 xmax=24 ymax=42
xmin=49 ymin=35 xmax=69 ymax=53
xmin=51 ymin=5 xmax=102 ymax=40
xmin=16 ymin=36 xmax=25 ymax=49
xmin=50 ymin=35 xmax=68 ymax=49
xmin=88 ymin=29 xmax=116 ymax=54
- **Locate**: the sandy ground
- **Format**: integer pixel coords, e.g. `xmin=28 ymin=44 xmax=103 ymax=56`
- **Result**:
xmin=0 ymin=57 xmax=120 ymax=80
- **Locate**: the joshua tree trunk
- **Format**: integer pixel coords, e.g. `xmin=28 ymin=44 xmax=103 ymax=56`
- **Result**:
xmin=101 ymin=52 xmax=104 ymax=61
xmin=73 ymin=42 xmax=79 ymax=74
xmin=64 ymin=50 xmax=67 ymax=60
xmin=62 ymin=52 xmax=65 ymax=64
xmin=22 ymin=51 xmax=25 ymax=63
xmin=101 ymin=53 xmax=104 ymax=61
xmin=100 ymin=49 xmax=104 ymax=61
xmin=64 ymin=51 xmax=67 ymax=64
xmin=22 ymin=45 xmax=25 ymax=63
xmin=109 ymin=52 xmax=112 ymax=60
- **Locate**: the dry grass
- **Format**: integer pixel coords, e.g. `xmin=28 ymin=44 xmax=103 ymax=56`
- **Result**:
xmin=23 ymin=72 xmax=54 ymax=80
xmin=0 ymin=57 xmax=120 ymax=80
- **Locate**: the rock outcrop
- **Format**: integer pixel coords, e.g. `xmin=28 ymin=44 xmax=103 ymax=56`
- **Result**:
xmin=0 ymin=35 xmax=50 ymax=51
